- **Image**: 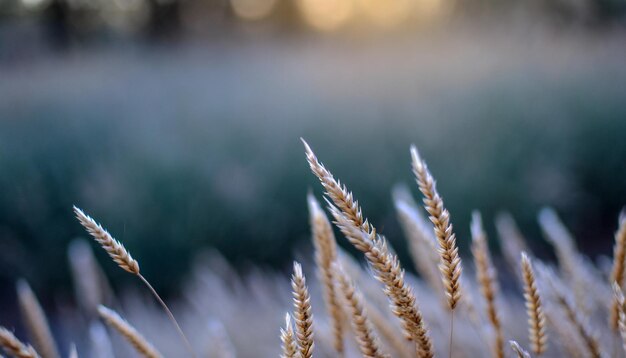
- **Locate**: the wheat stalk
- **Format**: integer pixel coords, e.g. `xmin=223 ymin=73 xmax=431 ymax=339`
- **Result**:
xmin=611 ymin=283 xmax=626 ymax=355
xmin=97 ymin=306 xmax=162 ymax=358
xmin=535 ymin=264 xmax=586 ymax=357
xmin=364 ymin=300 xmax=414 ymax=357
xmin=280 ymin=314 xmax=298 ymax=358
xmin=544 ymin=311 xmax=582 ymax=357
xmin=411 ymin=146 xmax=462 ymax=311
xmin=520 ymin=253 xmax=547 ymax=355
xmin=307 ymin=193 xmax=345 ymax=355
xmin=73 ymin=206 xmax=195 ymax=357
xmin=392 ymin=187 xmax=444 ymax=301
xmin=610 ymin=211 xmax=626 ymax=331
xmin=302 ymin=140 xmax=432 ymax=357
xmin=543 ymin=273 xmax=602 ymax=358
xmin=331 ymin=208 xmax=433 ymax=358
xmin=291 ymin=262 xmax=314 ymax=358
xmin=15 ymin=280 xmax=60 ymax=358
xmin=337 ymin=250 xmax=414 ymax=357
xmin=470 ymin=212 xmax=504 ymax=358
xmin=334 ymin=263 xmax=389 ymax=358
xmin=509 ymin=341 xmax=531 ymax=358
xmin=0 ymin=327 xmax=40 ymax=358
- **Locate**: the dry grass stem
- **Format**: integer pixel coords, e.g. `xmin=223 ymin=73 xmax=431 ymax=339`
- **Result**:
xmin=365 ymin=301 xmax=414 ymax=357
xmin=291 ymin=262 xmax=314 ymax=358
xmin=303 ymin=140 xmax=432 ymax=357
xmin=16 ymin=280 xmax=60 ymax=358
xmin=0 ymin=327 xmax=40 ymax=358
xmin=331 ymin=208 xmax=433 ymax=358
xmin=6 ymin=142 xmax=626 ymax=358
xmin=546 ymin=276 xmax=602 ymax=358
xmin=97 ymin=306 xmax=163 ymax=358
xmin=74 ymin=206 xmax=195 ymax=357
xmin=334 ymin=263 xmax=389 ymax=358
xmin=411 ymin=145 xmax=462 ymax=311
xmin=470 ymin=212 xmax=504 ymax=358
xmin=393 ymin=188 xmax=444 ymax=301
xmin=307 ymin=194 xmax=345 ymax=354
xmin=544 ymin=312 xmax=582 ymax=358
xmin=337 ymin=248 xmax=413 ymax=356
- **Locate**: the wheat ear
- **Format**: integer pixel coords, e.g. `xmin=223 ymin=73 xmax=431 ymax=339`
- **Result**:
xmin=470 ymin=212 xmax=504 ymax=358
xmin=520 ymin=253 xmax=547 ymax=355
xmin=543 ymin=312 xmax=581 ymax=357
xmin=365 ymin=301 xmax=414 ymax=357
xmin=334 ymin=263 xmax=389 ymax=358
xmin=280 ymin=314 xmax=298 ymax=358
xmin=302 ymin=140 xmax=432 ymax=357
xmin=307 ymin=193 xmax=345 ymax=355
xmin=291 ymin=262 xmax=314 ymax=358
xmin=331 ymin=208 xmax=434 ymax=358
xmin=509 ymin=341 xmax=532 ymax=358
xmin=610 ymin=211 xmax=626 ymax=331
xmin=544 ymin=274 xmax=602 ymax=358
xmin=73 ymin=206 xmax=195 ymax=357
xmin=392 ymin=188 xmax=444 ymax=300
xmin=0 ymin=327 xmax=40 ymax=358
xmin=302 ymin=138 xmax=372 ymax=234
xmin=337 ymin=250 xmax=413 ymax=357
xmin=16 ymin=280 xmax=60 ymax=358
xmin=557 ymin=294 xmax=602 ymax=358
xmin=97 ymin=306 xmax=162 ymax=358
xmin=73 ymin=206 xmax=139 ymax=274
xmin=411 ymin=145 xmax=462 ymax=311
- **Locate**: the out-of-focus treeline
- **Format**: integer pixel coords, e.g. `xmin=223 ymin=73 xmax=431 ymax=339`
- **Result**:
xmin=1 ymin=0 xmax=625 ymax=54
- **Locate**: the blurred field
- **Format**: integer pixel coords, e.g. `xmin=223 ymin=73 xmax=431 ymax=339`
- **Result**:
xmin=1 ymin=19 xmax=626 ymax=315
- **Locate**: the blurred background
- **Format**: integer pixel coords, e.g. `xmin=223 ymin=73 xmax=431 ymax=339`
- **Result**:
xmin=1 ymin=0 xmax=625 ymax=325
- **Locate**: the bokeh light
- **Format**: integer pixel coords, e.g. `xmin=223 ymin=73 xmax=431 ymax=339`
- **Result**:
xmin=297 ymin=0 xmax=354 ymax=31
xmin=20 ymin=0 xmax=50 ymax=10
xmin=230 ymin=0 xmax=277 ymax=21
xmin=358 ymin=0 xmax=413 ymax=27
xmin=413 ymin=0 xmax=449 ymax=22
